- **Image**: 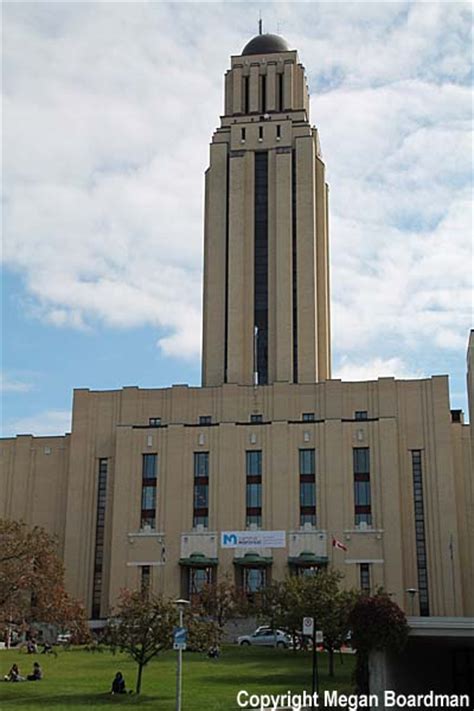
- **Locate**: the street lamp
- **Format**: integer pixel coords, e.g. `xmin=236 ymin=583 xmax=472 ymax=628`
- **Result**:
xmin=405 ymin=588 xmax=418 ymax=616
xmin=174 ymin=598 xmax=190 ymax=711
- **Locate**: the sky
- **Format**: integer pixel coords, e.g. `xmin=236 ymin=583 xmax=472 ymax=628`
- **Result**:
xmin=1 ymin=1 xmax=472 ymax=437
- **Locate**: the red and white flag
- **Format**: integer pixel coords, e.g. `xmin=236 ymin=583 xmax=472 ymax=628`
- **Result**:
xmin=332 ymin=537 xmax=348 ymax=552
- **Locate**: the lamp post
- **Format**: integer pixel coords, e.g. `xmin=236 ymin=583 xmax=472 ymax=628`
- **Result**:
xmin=174 ymin=598 xmax=190 ymax=711
xmin=405 ymin=588 xmax=418 ymax=616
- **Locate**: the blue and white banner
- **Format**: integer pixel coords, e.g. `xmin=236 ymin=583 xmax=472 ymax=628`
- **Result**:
xmin=220 ymin=530 xmax=286 ymax=549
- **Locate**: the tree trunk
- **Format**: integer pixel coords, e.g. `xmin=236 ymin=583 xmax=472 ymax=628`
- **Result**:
xmin=136 ymin=662 xmax=144 ymax=695
xmin=328 ymin=648 xmax=335 ymax=677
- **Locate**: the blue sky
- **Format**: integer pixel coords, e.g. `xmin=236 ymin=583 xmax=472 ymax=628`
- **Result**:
xmin=2 ymin=1 xmax=472 ymax=436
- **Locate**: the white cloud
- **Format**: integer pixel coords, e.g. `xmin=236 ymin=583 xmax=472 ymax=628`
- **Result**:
xmin=334 ymin=356 xmax=424 ymax=382
xmin=0 ymin=373 xmax=33 ymax=393
xmin=2 ymin=410 xmax=71 ymax=438
xmin=2 ymin=2 xmax=472 ymax=372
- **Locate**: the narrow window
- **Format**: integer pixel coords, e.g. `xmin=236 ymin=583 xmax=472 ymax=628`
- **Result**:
xmin=258 ymin=125 xmax=264 ymax=141
xmin=189 ymin=567 xmax=212 ymax=597
xmin=260 ymin=75 xmax=266 ymax=112
xmin=278 ymin=73 xmax=284 ymax=111
xmin=193 ymin=452 xmax=209 ymax=527
xmin=353 ymin=448 xmax=372 ymax=526
xmin=241 ymin=127 xmax=246 ymax=142
xmin=254 ymin=152 xmax=268 ymax=384
xmin=412 ymin=451 xmax=430 ymax=616
xmin=250 ymin=414 xmax=263 ymax=423
xmin=355 ymin=411 xmax=368 ymax=421
xmin=199 ymin=415 xmax=212 ymax=426
xmin=246 ymin=450 xmax=262 ymax=527
xmin=302 ymin=412 xmax=315 ymax=422
xmin=141 ymin=565 xmax=151 ymax=596
xmin=299 ymin=449 xmax=316 ymax=526
xmin=276 ymin=124 xmax=281 ymax=139
xmin=141 ymin=454 xmax=157 ymax=529
xmin=149 ymin=417 xmax=161 ymax=427
xmin=91 ymin=458 xmax=108 ymax=618
xmin=244 ymin=567 xmax=266 ymax=594
xmin=360 ymin=563 xmax=371 ymax=593
xmin=243 ymin=76 xmax=249 ymax=114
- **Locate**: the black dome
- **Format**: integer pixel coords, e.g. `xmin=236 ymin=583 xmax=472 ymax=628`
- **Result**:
xmin=241 ymin=34 xmax=290 ymax=56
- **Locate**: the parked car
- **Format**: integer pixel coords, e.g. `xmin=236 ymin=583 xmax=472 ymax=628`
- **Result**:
xmin=56 ymin=632 xmax=72 ymax=644
xmin=236 ymin=628 xmax=292 ymax=648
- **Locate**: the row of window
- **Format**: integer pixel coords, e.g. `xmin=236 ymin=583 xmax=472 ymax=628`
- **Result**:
xmin=146 ymin=411 xmax=369 ymax=427
xmin=139 ymin=448 xmax=371 ymax=531
xmin=241 ymin=73 xmax=284 ymax=114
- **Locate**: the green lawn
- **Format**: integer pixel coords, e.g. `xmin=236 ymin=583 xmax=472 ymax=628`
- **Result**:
xmin=0 ymin=646 xmax=355 ymax=710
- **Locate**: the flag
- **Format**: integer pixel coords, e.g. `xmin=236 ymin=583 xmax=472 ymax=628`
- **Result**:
xmin=332 ymin=537 xmax=348 ymax=552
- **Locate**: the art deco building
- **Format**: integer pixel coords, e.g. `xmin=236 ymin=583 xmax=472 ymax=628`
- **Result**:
xmin=1 ymin=33 xmax=473 ymax=623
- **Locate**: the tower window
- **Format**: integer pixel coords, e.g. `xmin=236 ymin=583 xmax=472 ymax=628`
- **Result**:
xmin=141 ymin=565 xmax=151 ymax=596
xmin=278 ymin=73 xmax=283 ymax=111
xmin=299 ymin=449 xmax=316 ymax=526
xmin=260 ymin=75 xmax=266 ymax=113
xmin=243 ymin=76 xmax=249 ymax=114
xmin=241 ymin=127 xmax=246 ymax=142
xmin=193 ymin=452 xmax=209 ymax=528
xmin=254 ymin=152 xmax=268 ymax=384
xmin=360 ymin=563 xmax=371 ymax=594
xmin=276 ymin=124 xmax=281 ymax=139
xmin=149 ymin=417 xmax=161 ymax=427
xmin=250 ymin=414 xmax=263 ymax=423
xmin=355 ymin=411 xmax=368 ymax=421
xmin=91 ymin=458 xmax=108 ymax=619
xmin=258 ymin=125 xmax=264 ymax=141
xmin=199 ymin=415 xmax=212 ymax=425
xmin=353 ymin=447 xmax=372 ymax=526
xmin=302 ymin=412 xmax=315 ymax=422
xmin=412 ymin=450 xmax=430 ymax=616
xmin=246 ymin=450 xmax=262 ymax=527
xmin=141 ymin=453 xmax=158 ymax=529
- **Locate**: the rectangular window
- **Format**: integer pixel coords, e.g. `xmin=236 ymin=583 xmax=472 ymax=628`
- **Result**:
xmin=244 ymin=567 xmax=266 ymax=594
xmin=353 ymin=448 xmax=372 ymax=526
xmin=142 ymin=453 xmax=157 ymax=480
xmin=258 ymin=125 xmax=264 ymax=140
xmin=412 ymin=450 xmax=430 ymax=616
xmin=276 ymin=124 xmax=281 ymax=139
xmin=246 ymin=450 xmax=262 ymax=527
xmin=189 ymin=567 xmax=212 ymax=597
xmin=193 ymin=452 xmax=209 ymax=528
xmin=299 ymin=449 xmax=316 ymax=526
xmin=241 ymin=127 xmax=246 ymax=142
xmin=243 ymin=76 xmax=249 ymax=114
xmin=260 ymin=75 xmax=266 ymax=113
xmin=91 ymin=458 xmax=108 ymax=618
xmin=302 ymin=412 xmax=315 ymax=421
xmin=199 ymin=415 xmax=212 ymax=426
xmin=278 ymin=73 xmax=283 ymax=111
xmin=355 ymin=411 xmax=368 ymax=421
xmin=254 ymin=152 xmax=268 ymax=384
xmin=149 ymin=417 xmax=161 ymax=427
xmin=141 ymin=565 xmax=151 ymax=596
xmin=250 ymin=414 xmax=263 ymax=423
xmin=360 ymin=563 xmax=371 ymax=593
xmin=141 ymin=453 xmax=158 ymax=529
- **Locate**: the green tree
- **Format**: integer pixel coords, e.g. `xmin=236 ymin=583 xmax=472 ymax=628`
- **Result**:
xmin=349 ymin=592 xmax=409 ymax=693
xmin=193 ymin=578 xmax=247 ymax=630
xmin=104 ymin=590 xmax=176 ymax=695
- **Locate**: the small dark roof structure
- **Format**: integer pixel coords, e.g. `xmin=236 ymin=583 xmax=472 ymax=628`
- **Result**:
xmin=241 ymin=34 xmax=290 ymax=56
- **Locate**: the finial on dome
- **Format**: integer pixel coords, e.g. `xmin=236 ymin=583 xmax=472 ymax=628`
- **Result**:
xmin=258 ymin=14 xmax=262 ymax=35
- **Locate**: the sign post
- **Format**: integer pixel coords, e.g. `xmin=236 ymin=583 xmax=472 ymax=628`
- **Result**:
xmin=303 ymin=617 xmax=320 ymax=708
xmin=173 ymin=599 xmax=190 ymax=711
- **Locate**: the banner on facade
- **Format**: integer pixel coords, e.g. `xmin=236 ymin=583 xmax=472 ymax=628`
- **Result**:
xmin=220 ymin=531 xmax=286 ymax=549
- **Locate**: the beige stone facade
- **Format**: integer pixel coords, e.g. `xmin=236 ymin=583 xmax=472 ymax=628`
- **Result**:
xmin=1 ymin=34 xmax=473 ymax=621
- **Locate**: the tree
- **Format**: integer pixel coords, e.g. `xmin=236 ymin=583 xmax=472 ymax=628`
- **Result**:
xmin=349 ymin=592 xmax=409 ymax=693
xmin=192 ymin=578 xmax=247 ymax=631
xmin=104 ymin=590 xmax=176 ymax=695
xmin=0 ymin=519 xmax=90 ymax=642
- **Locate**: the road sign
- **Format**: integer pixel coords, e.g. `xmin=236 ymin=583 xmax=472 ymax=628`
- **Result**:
xmin=173 ymin=626 xmax=187 ymax=651
xmin=303 ymin=617 xmax=314 ymax=636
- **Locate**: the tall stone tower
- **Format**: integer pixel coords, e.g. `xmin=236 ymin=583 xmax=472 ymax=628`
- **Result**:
xmin=202 ymin=32 xmax=331 ymax=387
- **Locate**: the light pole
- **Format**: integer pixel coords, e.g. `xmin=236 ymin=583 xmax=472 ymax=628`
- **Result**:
xmin=174 ymin=598 xmax=190 ymax=711
xmin=405 ymin=588 xmax=418 ymax=616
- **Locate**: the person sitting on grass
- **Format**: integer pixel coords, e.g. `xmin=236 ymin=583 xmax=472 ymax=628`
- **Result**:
xmin=27 ymin=662 xmax=42 ymax=681
xmin=4 ymin=664 xmax=23 ymax=682
xmin=111 ymin=671 xmax=126 ymax=694
xmin=207 ymin=645 xmax=220 ymax=660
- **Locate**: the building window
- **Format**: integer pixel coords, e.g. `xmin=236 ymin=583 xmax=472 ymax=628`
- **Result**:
xmin=250 ymin=414 xmax=263 ymax=423
xmin=193 ymin=452 xmax=209 ymax=527
xmin=243 ymin=567 xmax=266 ymax=594
xmin=278 ymin=73 xmax=283 ymax=111
xmin=299 ymin=449 xmax=316 ymax=526
xmin=141 ymin=565 xmax=151 ymax=596
xmin=254 ymin=151 xmax=268 ymax=385
xmin=141 ymin=454 xmax=158 ymax=529
xmin=276 ymin=124 xmax=281 ymax=139
xmin=260 ymin=75 xmax=266 ymax=113
xmin=241 ymin=127 xmax=246 ymax=142
xmin=149 ymin=417 xmax=161 ymax=427
xmin=412 ymin=450 xmax=430 ymax=616
xmin=189 ymin=567 xmax=212 ymax=596
xmin=355 ymin=411 xmax=368 ymax=420
xmin=246 ymin=450 xmax=262 ymax=527
xmin=360 ymin=563 xmax=371 ymax=593
xmin=91 ymin=458 xmax=108 ymax=619
xmin=302 ymin=412 xmax=315 ymax=421
xmin=243 ymin=75 xmax=249 ymax=114
xmin=199 ymin=415 xmax=212 ymax=426
xmin=353 ymin=447 xmax=372 ymax=526
xmin=258 ymin=125 xmax=264 ymax=140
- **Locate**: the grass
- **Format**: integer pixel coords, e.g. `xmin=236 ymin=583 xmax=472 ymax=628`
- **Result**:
xmin=0 ymin=646 xmax=355 ymax=710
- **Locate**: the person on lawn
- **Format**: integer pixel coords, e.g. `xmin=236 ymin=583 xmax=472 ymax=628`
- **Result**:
xmin=4 ymin=664 xmax=23 ymax=682
xmin=111 ymin=671 xmax=126 ymax=694
xmin=27 ymin=662 xmax=43 ymax=681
